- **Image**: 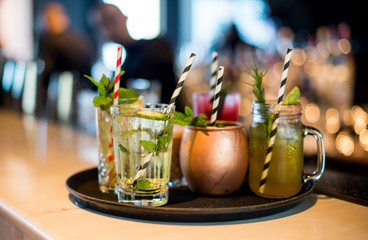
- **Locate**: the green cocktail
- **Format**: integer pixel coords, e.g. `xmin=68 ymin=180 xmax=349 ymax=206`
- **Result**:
xmin=96 ymin=97 xmax=143 ymax=193
xmin=84 ymin=72 xmax=143 ymax=193
xmin=248 ymin=102 xmax=325 ymax=199
xmin=111 ymin=104 xmax=174 ymax=206
xmin=248 ymin=107 xmax=303 ymax=198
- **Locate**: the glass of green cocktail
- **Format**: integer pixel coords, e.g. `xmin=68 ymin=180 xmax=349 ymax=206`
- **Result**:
xmin=96 ymin=97 xmax=143 ymax=193
xmin=85 ymin=73 xmax=143 ymax=193
xmin=110 ymin=104 xmax=175 ymax=206
xmin=248 ymin=102 xmax=325 ymax=198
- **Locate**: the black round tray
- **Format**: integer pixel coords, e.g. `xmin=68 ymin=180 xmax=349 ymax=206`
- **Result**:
xmin=66 ymin=168 xmax=313 ymax=222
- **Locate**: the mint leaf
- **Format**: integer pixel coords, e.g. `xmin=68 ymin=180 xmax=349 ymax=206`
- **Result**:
xmin=157 ymin=133 xmax=170 ymax=152
xmin=84 ymin=71 xmax=139 ymax=109
xmin=119 ymin=88 xmax=139 ymax=99
xmin=93 ymin=96 xmax=112 ymax=107
xmin=102 ymin=74 xmax=110 ymax=89
xmin=283 ymin=86 xmax=301 ymax=104
xmin=191 ymin=114 xmax=207 ymax=127
xmin=118 ymin=144 xmax=130 ymax=154
xmin=84 ymin=74 xmax=106 ymax=97
xmin=184 ymin=106 xmax=193 ymax=117
xmin=83 ymin=74 xmax=104 ymax=89
xmin=98 ymin=86 xmax=107 ymax=97
xmin=135 ymin=178 xmax=152 ymax=190
xmin=174 ymin=111 xmax=192 ymax=126
xmin=174 ymin=106 xmax=209 ymax=127
xmin=140 ymin=140 xmax=156 ymax=153
xmin=108 ymin=79 xmax=114 ymax=91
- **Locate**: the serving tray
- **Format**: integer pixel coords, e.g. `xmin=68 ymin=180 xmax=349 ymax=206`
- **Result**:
xmin=66 ymin=168 xmax=313 ymax=222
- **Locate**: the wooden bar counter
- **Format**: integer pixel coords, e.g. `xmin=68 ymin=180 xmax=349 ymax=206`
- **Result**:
xmin=0 ymin=109 xmax=367 ymax=240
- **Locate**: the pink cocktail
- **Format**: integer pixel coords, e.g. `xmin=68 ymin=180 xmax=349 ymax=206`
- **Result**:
xmin=192 ymin=92 xmax=240 ymax=121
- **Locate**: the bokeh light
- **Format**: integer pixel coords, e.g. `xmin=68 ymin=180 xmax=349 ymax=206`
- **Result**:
xmin=336 ymin=132 xmax=354 ymax=156
xmin=338 ymin=38 xmax=351 ymax=54
xmin=304 ymin=104 xmax=320 ymax=123
xmin=104 ymin=0 xmax=160 ymax=40
xmin=325 ymin=108 xmax=340 ymax=134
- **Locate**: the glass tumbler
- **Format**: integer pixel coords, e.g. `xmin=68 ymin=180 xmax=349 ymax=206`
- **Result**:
xmin=111 ymin=104 xmax=175 ymax=206
xmin=192 ymin=92 xmax=240 ymax=121
xmin=95 ymin=96 xmax=143 ymax=193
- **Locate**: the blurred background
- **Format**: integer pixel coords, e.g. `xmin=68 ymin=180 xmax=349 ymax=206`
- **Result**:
xmin=0 ymin=0 xmax=367 ymax=165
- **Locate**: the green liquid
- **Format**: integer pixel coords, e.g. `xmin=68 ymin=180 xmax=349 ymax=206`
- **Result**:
xmin=96 ymin=109 xmax=115 ymax=192
xmin=248 ymin=121 xmax=304 ymax=198
xmin=112 ymin=110 xmax=173 ymax=202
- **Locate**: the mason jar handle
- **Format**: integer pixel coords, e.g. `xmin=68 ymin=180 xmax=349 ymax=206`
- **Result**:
xmin=303 ymin=126 xmax=326 ymax=183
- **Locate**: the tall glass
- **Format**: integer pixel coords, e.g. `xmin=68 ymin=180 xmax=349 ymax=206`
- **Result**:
xmin=248 ymin=102 xmax=325 ymax=199
xmin=96 ymin=97 xmax=143 ymax=193
xmin=111 ymin=104 xmax=175 ymax=206
xmin=192 ymin=92 xmax=240 ymax=121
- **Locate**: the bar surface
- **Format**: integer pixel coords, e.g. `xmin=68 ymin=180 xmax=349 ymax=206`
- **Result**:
xmin=0 ymin=109 xmax=367 ymax=240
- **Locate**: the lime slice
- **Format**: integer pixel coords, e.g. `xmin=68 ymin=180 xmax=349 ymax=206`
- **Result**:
xmin=137 ymin=110 xmax=169 ymax=120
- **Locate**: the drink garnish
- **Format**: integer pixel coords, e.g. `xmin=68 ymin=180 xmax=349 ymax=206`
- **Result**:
xmin=244 ymin=65 xmax=268 ymax=104
xmin=84 ymin=72 xmax=139 ymax=110
xmin=135 ymin=178 xmax=153 ymax=190
xmin=140 ymin=140 xmax=156 ymax=153
xmin=282 ymin=86 xmax=300 ymax=104
xmin=119 ymin=144 xmax=130 ymax=154
xmin=244 ymin=65 xmax=270 ymax=140
xmin=174 ymin=106 xmax=207 ymax=127
xmin=140 ymin=130 xmax=171 ymax=155
xmin=137 ymin=110 xmax=169 ymax=121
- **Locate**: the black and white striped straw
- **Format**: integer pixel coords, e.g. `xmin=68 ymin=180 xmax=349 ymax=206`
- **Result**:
xmin=133 ymin=53 xmax=196 ymax=184
xmin=133 ymin=153 xmax=153 ymax=184
xmin=277 ymin=48 xmax=292 ymax=104
xmin=209 ymin=51 xmax=218 ymax=99
xmin=209 ymin=66 xmax=224 ymax=126
xmin=259 ymin=48 xmax=292 ymax=193
xmin=167 ymin=53 xmax=196 ymax=110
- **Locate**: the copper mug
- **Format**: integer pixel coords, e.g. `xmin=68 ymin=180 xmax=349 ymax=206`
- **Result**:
xmin=180 ymin=121 xmax=249 ymax=195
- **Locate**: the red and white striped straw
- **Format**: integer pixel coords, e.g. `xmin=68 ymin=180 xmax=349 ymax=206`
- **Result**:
xmin=259 ymin=48 xmax=293 ymax=194
xmin=106 ymin=46 xmax=122 ymax=188
xmin=209 ymin=66 xmax=224 ymax=126
xmin=113 ymin=46 xmax=123 ymax=106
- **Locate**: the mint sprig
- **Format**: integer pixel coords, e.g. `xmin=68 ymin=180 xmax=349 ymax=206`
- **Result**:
xmin=83 ymin=72 xmax=139 ymax=110
xmin=140 ymin=130 xmax=171 ymax=155
xmin=174 ymin=106 xmax=207 ymax=127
